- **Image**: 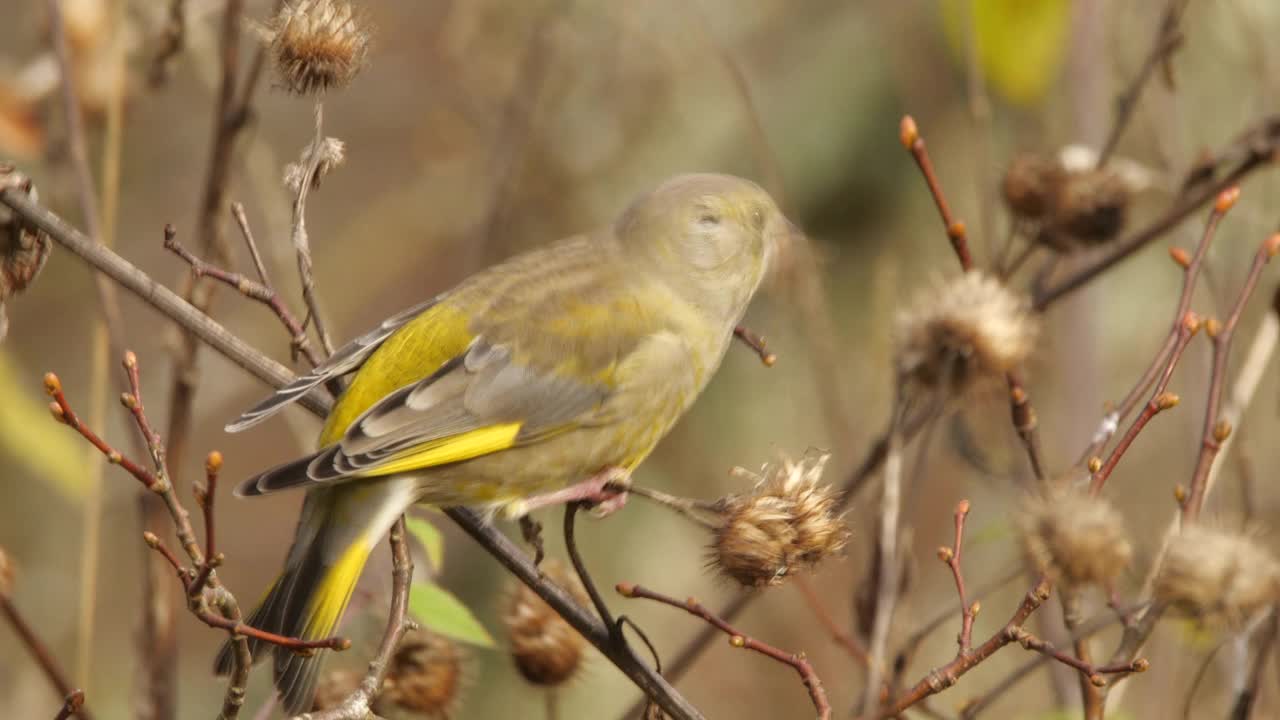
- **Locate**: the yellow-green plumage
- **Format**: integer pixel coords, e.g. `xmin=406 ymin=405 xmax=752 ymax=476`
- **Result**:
xmin=215 ymin=173 xmax=794 ymax=713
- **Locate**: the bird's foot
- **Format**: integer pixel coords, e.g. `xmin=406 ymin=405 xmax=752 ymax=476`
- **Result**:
xmin=507 ymin=467 xmax=631 ymax=519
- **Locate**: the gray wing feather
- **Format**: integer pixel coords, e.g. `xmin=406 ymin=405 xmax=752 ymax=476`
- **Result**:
xmin=224 ymin=297 xmax=440 ymax=433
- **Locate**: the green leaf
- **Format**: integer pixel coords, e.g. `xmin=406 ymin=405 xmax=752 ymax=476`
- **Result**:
xmin=405 ymin=515 xmax=444 ymax=572
xmin=409 ymin=581 xmax=495 ymax=648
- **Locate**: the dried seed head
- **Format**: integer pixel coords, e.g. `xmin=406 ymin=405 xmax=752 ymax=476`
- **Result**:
xmin=895 ymin=272 xmax=1038 ymax=393
xmin=374 ymin=631 xmax=465 ymax=717
xmin=1154 ymin=526 xmax=1280 ymax=627
xmin=504 ymin=560 xmax=588 ymax=686
xmin=311 ymin=669 xmax=361 ymax=712
xmin=1038 ymin=168 xmax=1130 ymax=251
xmin=284 ymin=136 xmax=347 ymax=192
xmin=1019 ymin=490 xmax=1131 ymax=588
xmin=0 ymin=176 xmax=50 ymax=342
xmin=1002 ymin=153 xmax=1062 ymax=220
xmin=0 ymin=546 xmax=14 ymax=597
xmin=265 ymin=0 xmax=371 ymax=95
xmin=711 ymin=450 xmax=850 ymax=588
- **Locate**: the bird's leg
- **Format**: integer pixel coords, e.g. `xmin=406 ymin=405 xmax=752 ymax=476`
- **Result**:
xmin=510 ymin=467 xmax=631 ymax=518
xmin=518 ymin=515 xmax=546 ymax=566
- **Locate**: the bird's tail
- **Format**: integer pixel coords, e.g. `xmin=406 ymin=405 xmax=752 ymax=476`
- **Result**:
xmin=214 ymin=477 xmax=418 ymax=715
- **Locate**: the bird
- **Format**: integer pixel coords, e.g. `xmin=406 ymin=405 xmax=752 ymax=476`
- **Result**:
xmin=214 ymin=173 xmax=795 ymax=713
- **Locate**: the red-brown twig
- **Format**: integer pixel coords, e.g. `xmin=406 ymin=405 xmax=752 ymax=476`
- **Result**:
xmin=44 ymin=358 xmax=352 ymax=719
xmin=164 ymin=224 xmax=321 ymax=369
xmin=618 ymin=582 xmax=831 ymax=720
xmin=53 ymin=690 xmax=86 ymax=720
xmin=1087 ymin=314 xmax=1197 ymax=495
xmin=733 ymin=325 xmax=778 ymax=366
xmin=1005 ymin=628 xmax=1147 ymax=687
xmin=1 ymin=593 xmax=92 ymax=720
xmin=937 ymin=500 xmax=976 ymax=655
xmin=795 ymin=576 xmax=870 ymax=667
xmin=1078 ymin=188 xmax=1236 ymax=463
xmin=1182 ymin=233 xmax=1280 ymax=521
xmin=900 ymin=116 xmax=973 ymax=271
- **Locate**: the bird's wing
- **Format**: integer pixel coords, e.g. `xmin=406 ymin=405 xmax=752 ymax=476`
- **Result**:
xmin=224 ymin=297 xmax=441 ymax=432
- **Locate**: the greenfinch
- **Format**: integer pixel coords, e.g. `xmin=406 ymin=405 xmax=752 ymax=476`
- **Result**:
xmin=215 ymin=173 xmax=793 ymax=713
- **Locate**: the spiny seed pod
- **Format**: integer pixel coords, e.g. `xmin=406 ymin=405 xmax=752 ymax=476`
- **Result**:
xmin=374 ymin=631 xmax=464 ymax=717
xmin=504 ymin=560 xmax=588 ymax=686
xmin=265 ymin=0 xmax=371 ymax=95
xmin=1018 ymin=490 xmax=1131 ymax=588
xmin=711 ymin=450 xmax=849 ymax=588
xmin=310 ymin=669 xmax=361 ymax=712
xmin=1002 ymin=153 xmax=1062 ymax=220
xmin=1155 ymin=526 xmax=1280 ymax=627
xmin=894 ymin=272 xmax=1038 ymax=393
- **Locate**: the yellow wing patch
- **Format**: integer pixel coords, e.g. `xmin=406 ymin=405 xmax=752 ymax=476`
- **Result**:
xmin=355 ymin=423 xmax=522 ymax=477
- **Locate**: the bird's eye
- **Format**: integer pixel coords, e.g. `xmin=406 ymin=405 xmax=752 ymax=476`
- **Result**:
xmin=750 ymin=208 xmax=765 ymax=230
xmin=699 ymin=213 xmax=721 ymax=227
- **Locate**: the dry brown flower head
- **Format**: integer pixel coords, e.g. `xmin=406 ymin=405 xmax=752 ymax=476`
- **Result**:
xmin=0 ymin=175 xmax=51 ymax=342
xmin=711 ymin=450 xmax=850 ymax=588
xmin=1002 ymin=150 xmax=1134 ymax=252
xmin=265 ymin=0 xmax=371 ymax=95
xmin=1154 ymin=525 xmax=1280 ymax=628
xmin=894 ymin=272 xmax=1037 ymax=393
xmin=1018 ymin=489 xmax=1131 ymax=588
xmin=503 ymin=560 xmax=588 ymax=687
xmin=310 ymin=668 xmax=361 ymax=712
xmin=375 ymin=630 xmax=465 ymax=717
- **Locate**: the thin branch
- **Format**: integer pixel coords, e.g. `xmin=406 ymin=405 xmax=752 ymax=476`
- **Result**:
xmin=733 ymin=325 xmax=778 ymax=367
xmin=1183 ymin=233 xmax=1280 ymax=521
xmin=862 ymin=389 xmax=907 ymax=712
xmin=53 ymin=690 xmax=86 ymax=720
xmin=938 ymin=500 xmax=976 ymax=655
xmin=1229 ymin=608 xmax=1278 ymax=720
xmin=1096 ymin=0 xmax=1190 ymax=166
xmin=301 ymin=517 xmax=417 ymax=720
xmin=617 ymin=583 xmax=831 ymax=720
xmin=794 ymin=576 xmax=870 ymax=667
xmin=564 ymin=502 xmax=617 ymax=630
xmin=1 ymin=593 xmax=93 ymax=720
xmin=289 ymin=102 xmax=338 ymax=357
xmin=1078 ymin=188 xmax=1235 ymax=463
xmin=164 ymin=223 xmax=322 ymax=368
xmin=230 ymin=202 xmax=273 ymax=289
xmin=900 ymin=116 xmax=974 ymax=270
xmin=1006 ymin=627 xmax=1146 ymax=686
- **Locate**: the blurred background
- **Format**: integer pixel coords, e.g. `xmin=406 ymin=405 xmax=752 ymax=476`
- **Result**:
xmin=4 ymin=0 xmax=1280 ymax=718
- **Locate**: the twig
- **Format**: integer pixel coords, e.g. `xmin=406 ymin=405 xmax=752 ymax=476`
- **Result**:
xmin=563 ymin=502 xmax=617 ymax=630
xmin=1096 ymin=0 xmax=1190 ymax=166
xmin=231 ymin=202 xmax=272 ymax=290
xmin=1005 ymin=627 xmax=1146 ymax=686
xmin=1087 ymin=316 xmax=1196 ymax=495
xmin=289 ymin=102 xmax=338 ymax=357
xmin=53 ymin=690 xmax=86 ymax=720
xmin=1182 ymin=233 xmax=1280 ymax=521
xmin=1078 ymin=188 xmax=1236 ymax=463
xmin=938 ymin=500 xmax=976 ymax=655
xmin=301 ymin=517 xmax=418 ymax=720
xmin=900 ymin=116 xmax=974 ymax=270
xmin=794 ymin=576 xmax=870 ymax=667
xmin=733 ymin=325 xmax=777 ymax=367
xmin=1 ymin=180 xmax=706 ymax=720
xmin=149 ymin=0 xmax=187 ymax=86
xmin=861 ymin=390 xmax=907 ymax=712
xmin=1 ymin=594 xmax=93 ymax=720
xmin=1229 ymin=608 xmax=1278 ymax=720
xmin=617 ymin=582 xmax=831 ymax=720
xmin=892 ymin=566 xmax=1023 ymax=681
xmin=164 ymin=223 xmax=322 ymax=368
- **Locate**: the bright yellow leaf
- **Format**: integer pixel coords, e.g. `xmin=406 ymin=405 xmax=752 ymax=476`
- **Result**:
xmin=941 ymin=0 xmax=1071 ymax=106
xmin=0 ymin=351 xmax=88 ymax=502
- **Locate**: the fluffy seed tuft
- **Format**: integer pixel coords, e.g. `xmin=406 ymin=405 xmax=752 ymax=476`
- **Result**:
xmin=265 ymin=0 xmax=371 ymax=95
xmin=1018 ymin=490 xmax=1131 ymax=588
xmin=503 ymin=560 xmax=588 ymax=686
xmin=895 ymin=272 xmax=1038 ymax=393
xmin=310 ymin=669 xmax=361 ymax=712
xmin=375 ymin=631 xmax=465 ymax=717
xmin=1154 ymin=526 xmax=1280 ymax=627
xmin=711 ymin=450 xmax=850 ymax=588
